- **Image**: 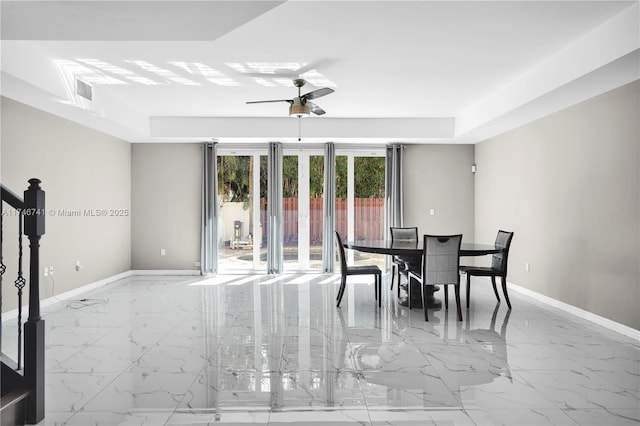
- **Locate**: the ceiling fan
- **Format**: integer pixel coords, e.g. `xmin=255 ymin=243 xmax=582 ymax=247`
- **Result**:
xmin=246 ymin=78 xmax=334 ymax=117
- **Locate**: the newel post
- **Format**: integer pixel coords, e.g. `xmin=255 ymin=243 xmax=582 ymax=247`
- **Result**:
xmin=23 ymin=178 xmax=45 ymax=424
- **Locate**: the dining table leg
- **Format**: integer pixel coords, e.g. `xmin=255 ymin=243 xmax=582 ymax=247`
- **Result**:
xmin=399 ymin=275 xmax=442 ymax=309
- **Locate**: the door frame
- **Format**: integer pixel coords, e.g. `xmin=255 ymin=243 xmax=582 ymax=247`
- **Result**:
xmin=335 ymin=148 xmax=386 ymax=264
xmin=282 ymin=148 xmax=324 ymax=271
xmin=217 ymin=147 xmax=267 ymax=272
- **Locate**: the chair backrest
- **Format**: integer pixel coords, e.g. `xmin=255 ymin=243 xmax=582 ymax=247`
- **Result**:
xmin=422 ymin=234 xmax=463 ymax=286
xmin=390 ymin=227 xmax=418 ymax=242
xmin=491 ymin=230 xmax=514 ymax=273
xmin=334 ymin=231 xmax=348 ymax=273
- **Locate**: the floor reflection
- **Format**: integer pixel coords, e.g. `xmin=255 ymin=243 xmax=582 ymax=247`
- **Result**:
xmin=35 ymin=273 xmax=640 ymax=425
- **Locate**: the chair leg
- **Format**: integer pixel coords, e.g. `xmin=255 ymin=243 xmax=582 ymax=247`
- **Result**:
xmin=407 ymin=275 xmax=412 ymax=309
xmin=444 ymin=285 xmax=449 ymax=309
xmin=374 ymin=275 xmax=379 ymax=302
xmin=490 ymin=276 xmax=501 ymax=302
xmin=454 ymin=285 xmax=462 ymax=321
xmin=466 ymin=273 xmax=471 ymax=308
xmin=501 ymin=275 xmax=512 ymax=309
xmin=390 ymin=264 xmax=396 ymax=290
xmin=337 ymin=276 xmax=347 ymax=307
xmin=397 ymin=272 xmax=402 ymax=298
xmin=377 ymin=274 xmax=382 ymax=308
xmin=421 ymin=284 xmax=429 ymax=321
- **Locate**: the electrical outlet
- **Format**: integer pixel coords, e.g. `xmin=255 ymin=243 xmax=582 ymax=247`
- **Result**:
xmin=49 ymin=266 xmax=54 ymax=275
xmin=75 ymin=261 xmax=82 ymax=271
xmin=160 ymin=248 xmax=166 ymax=256
xmin=43 ymin=267 xmax=49 ymax=277
xmin=525 ymin=262 xmax=530 ymax=272
xmin=195 ymin=261 xmax=201 ymax=268
xmin=429 ymin=208 xmax=435 ymax=216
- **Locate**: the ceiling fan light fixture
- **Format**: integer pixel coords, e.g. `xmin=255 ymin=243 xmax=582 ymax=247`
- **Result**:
xmin=247 ymin=78 xmax=333 ymax=118
xmin=289 ymin=103 xmax=310 ymax=117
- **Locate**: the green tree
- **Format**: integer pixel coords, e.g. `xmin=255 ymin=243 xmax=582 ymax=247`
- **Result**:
xmin=310 ymin=155 xmax=324 ymax=198
xmin=355 ymin=157 xmax=385 ymax=198
xmin=220 ymin=154 xmax=385 ymax=201
xmin=218 ymin=156 xmax=251 ymax=203
xmin=283 ymin=156 xmax=298 ymax=197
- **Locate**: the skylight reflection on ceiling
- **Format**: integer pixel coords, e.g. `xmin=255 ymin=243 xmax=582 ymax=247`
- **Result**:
xmin=77 ymin=59 xmax=134 ymax=77
xmin=254 ymin=77 xmax=276 ymax=87
xmin=53 ymin=59 xmax=106 ymax=115
xmin=300 ymin=70 xmax=336 ymax=88
xmin=169 ymin=61 xmax=240 ymax=86
xmin=225 ymin=62 xmax=248 ymax=73
xmin=52 ymin=59 xmax=334 ymax=89
xmin=55 ymin=59 xmax=127 ymax=86
xmin=77 ymin=58 xmax=159 ymax=86
xmin=273 ymin=78 xmax=293 ymax=87
xmin=225 ymin=62 xmax=336 ymax=87
xmin=125 ymin=60 xmax=200 ymax=86
xmin=246 ymin=62 xmax=303 ymax=74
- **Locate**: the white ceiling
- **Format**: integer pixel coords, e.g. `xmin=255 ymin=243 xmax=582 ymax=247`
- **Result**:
xmin=1 ymin=0 xmax=638 ymax=144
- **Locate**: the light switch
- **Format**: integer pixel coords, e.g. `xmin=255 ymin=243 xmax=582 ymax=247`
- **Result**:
xmin=429 ymin=208 xmax=435 ymax=216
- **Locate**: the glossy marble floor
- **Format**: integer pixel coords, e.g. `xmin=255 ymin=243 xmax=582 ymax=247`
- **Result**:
xmin=24 ymin=273 xmax=640 ymax=425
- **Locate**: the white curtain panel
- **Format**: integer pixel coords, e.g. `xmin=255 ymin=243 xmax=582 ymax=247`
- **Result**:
xmin=386 ymin=144 xmax=405 ymax=235
xmin=267 ymin=142 xmax=283 ymax=274
xmin=322 ymin=142 xmax=336 ymax=273
xmin=200 ymin=142 xmax=218 ymax=275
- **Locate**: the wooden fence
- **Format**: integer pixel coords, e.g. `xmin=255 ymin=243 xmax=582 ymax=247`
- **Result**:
xmin=262 ymin=198 xmax=384 ymax=245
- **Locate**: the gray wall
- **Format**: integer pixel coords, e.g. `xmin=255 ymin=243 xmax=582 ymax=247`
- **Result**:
xmin=474 ymin=81 xmax=640 ymax=329
xmin=1 ymin=97 xmax=131 ymax=311
xmin=131 ymin=143 xmax=201 ymax=270
xmin=404 ymin=144 xmax=475 ymax=241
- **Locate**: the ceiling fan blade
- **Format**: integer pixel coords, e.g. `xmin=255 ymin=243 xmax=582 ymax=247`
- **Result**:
xmin=307 ymin=101 xmax=326 ymax=115
xmin=246 ymin=99 xmax=292 ymax=104
xmin=302 ymin=87 xmax=334 ymax=100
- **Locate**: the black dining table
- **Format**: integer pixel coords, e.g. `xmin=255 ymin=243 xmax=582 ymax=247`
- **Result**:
xmin=344 ymin=240 xmax=502 ymax=308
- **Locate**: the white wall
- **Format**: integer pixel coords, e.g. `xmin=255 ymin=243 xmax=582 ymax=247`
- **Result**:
xmin=131 ymin=143 xmax=201 ymax=270
xmin=474 ymin=81 xmax=639 ymax=329
xmin=220 ymin=202 xmax=252 ymax=244
xmin=404 ymin=144 xmax=475 ymax=241
xmin=1 ymin=97 xmax=131 ymax=311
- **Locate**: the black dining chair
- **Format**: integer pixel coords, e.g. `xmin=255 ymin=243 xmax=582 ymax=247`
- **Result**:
xmin=408 ymin=234 xmax=463 ymax=321
xmin=389 ymin=227 xmax=420 ymax=296
xmin=335 ymin=231 xmax=382 ymax=308
xmin=460 ymin=230 xmax=514 ymax=309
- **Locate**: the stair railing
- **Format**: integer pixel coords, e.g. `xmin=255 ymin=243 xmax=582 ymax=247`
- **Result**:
xmin=1 ymin=178 xmax=46 ymax=424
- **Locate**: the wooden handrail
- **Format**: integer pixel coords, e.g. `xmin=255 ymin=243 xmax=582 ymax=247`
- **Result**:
xmin=1 ymin=184 xmax=25 ymax=210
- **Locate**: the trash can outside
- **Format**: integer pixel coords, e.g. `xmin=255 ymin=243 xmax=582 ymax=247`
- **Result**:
xmin=232 ymin=220 xmax=242 ymax=249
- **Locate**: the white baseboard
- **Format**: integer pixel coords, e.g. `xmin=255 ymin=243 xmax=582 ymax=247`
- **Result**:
xmin=131 ymin=269 xmax=201 ymax=276
xmin=2 ymin=270 xmax=202 ymax=321
xmin=2 ymin=270 xmax=134 ymax=321
xmin=506 ymin=280 xmax=640 ymax=341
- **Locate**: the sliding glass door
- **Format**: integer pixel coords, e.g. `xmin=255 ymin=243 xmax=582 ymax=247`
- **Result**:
xmin=217 ymin=149 xmax=267 ymax=272
xmin=282 ymin=149 xmax=324 ymax=271
xmin=335 ymin=149 xmax=386 ymax=269
xmin=214 ymin=146 xmax=385 ymax=272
